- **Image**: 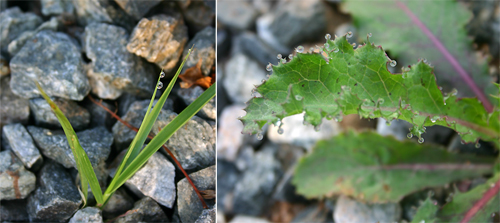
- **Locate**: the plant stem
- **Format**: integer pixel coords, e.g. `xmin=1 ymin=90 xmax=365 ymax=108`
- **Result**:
xmin=460 ymin=177 xmax=500 ymax=223
xmin=396 ymin=0 xmax=494 ymax=113
xmin=88 ymin=95 xmax=208 ymax=209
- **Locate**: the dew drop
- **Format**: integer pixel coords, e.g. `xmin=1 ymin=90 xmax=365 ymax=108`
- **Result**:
xmin=385 ymin=121 xmax=391 ymax=126
xmin=266 ymin=63 xmax=272 ymax=71
xmin=378 ymin=98 xmax=384 ymax=105
xmin=277 ymin=54 xmax=282 ymax=60
xmin=390 ymin=60 xmax=397 ymax=67
xmin=256 ymin=133 xmax=263 ymax=140
xmin=439 ymin=86 xmax=443 ymax=90
xmin=325 ymin=33 xmax=331 ymax=40
xmin=295 ymin=95 xmax=303 ymax=101
xmin=333 ymin=48 xmax=339 ymax=53
xmin=314 ymin=125 xmax=321 ymax=132
xmin=296 ymin=46 xmax=304 ymax=53
xmin=367 ymin=33 xmax=372 ymax=37
xmin=309 ymin=47 xmax=314 ymax=53
xmin=451 ymin=89 xmax=458 ymax=96
xmin=280 ymin=58 xmax=286 ymax=64
xmin=324 ymin=43 xmax=330 ymax=48
xmin=423 ymin=58 xmax=427 ymax=63
xmin=347 ymin=31 xmax=353 ymax=38
xmin=288 ymin=54 xmax=293 ymax=60
xmin=277 ymin=128 xmax=284 ymax=135
xmin=157 ymin=82 xmax=163 ymax=89
xmin=407 ymin=133 xmax=413 ymax=139
xmin=160 ymin=70 xmax=166 ymax=78
xmin=475 ymin=142 xmax=481 ymax=148
xmin=418 ymin=138 xmax=424 ymax=143
xmin=261 ymin=79 xmax=266 ymax=83
xmin=352 ymin=43 xmax=357 ymax=48
xmin=334 ymin=114 xmax=343 ymax=122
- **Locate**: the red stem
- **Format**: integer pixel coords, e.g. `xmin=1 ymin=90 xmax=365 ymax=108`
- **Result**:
xmin=460 ymin=177 xmax=500 ymax=223
xmin=88 ymin=95 xmax=208 ymax=209
xmin=396 ymin=0 xmax=494 ymax=113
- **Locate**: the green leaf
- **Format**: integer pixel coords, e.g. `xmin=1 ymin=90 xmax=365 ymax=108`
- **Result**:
xmin=411 ymin=197 xmax=438 ymax=223
xmin=438 ymin=173 xmax=500 ymax=222
xmin=342 ymin=0 xmax=496 ymax=105
xmin=104 ymin=83 xmax=215 ymax=198
xmin=240 ymin=34 xmax=500 ymax=144
xmin=35 ymin=82 xmax=103 ymax=205
xmin=292 ymin=131 xmax=495 ymax=202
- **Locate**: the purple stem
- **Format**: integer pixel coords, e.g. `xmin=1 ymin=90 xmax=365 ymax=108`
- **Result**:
xmin=396 ymin=0 xmax=493 ymax=113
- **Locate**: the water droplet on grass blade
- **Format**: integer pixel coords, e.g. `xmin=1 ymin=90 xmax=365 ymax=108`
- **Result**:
xmin=157 ymin=82 xmax=163 ymax=89
xmin=296 ymin=46 xmax=304 ymax=53
xmin=160 ymin=70 xmax=166 ymax=78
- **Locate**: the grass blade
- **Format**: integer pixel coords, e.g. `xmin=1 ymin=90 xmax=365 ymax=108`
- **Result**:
xmin=105 ymin=83 xmax=215 ymax=196
xmin=35 ymin=82 xmax=104 ymax=205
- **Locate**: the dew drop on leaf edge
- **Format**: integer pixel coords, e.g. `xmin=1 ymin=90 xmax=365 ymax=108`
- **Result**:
xmin=390 ymin=60 xmax=397 ymax=67
xmin=418 ymin=138 xmax=424 ymax=143
xmin=407 ymin=133 xmax=413 ymax=139
xmin=256 ymin=133 xmax=263 ymax=140
xmin=277 ymin=128 xmax=284 ymax=135
xmin=347 ymin=31 xmax=353 ymax=38
xmin=296 ymin=46 xmax=304 ymax=53
xmin=325 ymin=33 xmax=331 ymax=40
xmin=266 ymin=63 xmax=272 ymax=71
xmin=277 ymin=54 xmax=282 ymax=59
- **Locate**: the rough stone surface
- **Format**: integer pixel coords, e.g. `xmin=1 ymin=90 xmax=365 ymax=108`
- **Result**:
xmin=232 ymin=149 xmax=282 ymax=216
xmin=72 ymin=0 xmax=135 ymax=29
xmin=223 ymin=53 xmax=267 ymax=104
xmin=69 ymin=207 xmax=103 ymax=223
xmin=110 ymin=152 xmax=176 ymax=208
xmin=181 ymin=26 xmax=215 ymax=76
xmin=178 ymin=86 xmax=216 ymax=119
xmin=28 ymin=126 xmax=113 ymax=169
xmin=84 ymin=22 xmax=156 ymax=99
xmin=2 ymin=123 xmax=43 ymax=169
xmin=267 ymin=113 xmax=341 ymax=150
xmin=127 ymin=14 xmax=188 ymax=73
xmin=114 ymin=0 xmax=162 ymax=19
xmin=0 ymin=76 xmax=30 ymax=127
xmin=115 ymin=197 xmax=168 ymax=223
xmin=102 ymin=188 xmax=134 ymax=219
xmin=334 ymin=195 xmax=402 ymax=223
xmin=7 ymin=17 xmax=60 ymax=56
xmin=195 ymin=207 xmax=216 ymax=223
xmin=29 ymin=97 xmax=90 ymax=130
xmin=27 ymin=161 xmax=82 ymax=222
xmin=112 ymin=99 xmax=173 ymax=150
xmin=0 ymin=54 xmax=9 ymax=77
xmin=177 ymin=165 xmax=216 ymax=223
xmin=0 ymin=151 xmax=36 ymax=200
xmin=84 ymin=97 xmax=117 ymax=129
xmin=217 ymin=159 xmax=240 ymax=213
xmin=41 ymin=0 xmax=74 ymax=16
xmin=152 ymin=112 xmax=215 ymax=170
xmin=0 ymin=199 xmax=30 ymax=221
xmin=10 ymin=30 xmax=90 ymax=100
xmin=0 ymin=7 xmax=42 ymax=53
xmin=256 ymin=0 xmax=326 ymax=49
xmin=217 ymin=1 xmax=258 ymax=30
xmin=179 ymin=1 xmax=215 ymax=32
xmin=233 ymin=32 xmax=278 ymax=66
xmin=217 ymin=104 xmax=246 ymax=161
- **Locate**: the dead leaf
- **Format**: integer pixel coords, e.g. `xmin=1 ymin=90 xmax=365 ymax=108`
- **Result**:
xmin=199 ymin=189 xmax=216 ymax=200
xmin=179 ymin=58 xmax=212 ymax=89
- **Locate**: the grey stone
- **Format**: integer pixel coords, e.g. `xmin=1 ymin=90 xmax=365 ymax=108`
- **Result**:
xmin=421 ymin=125 xmax=454 ymax=145
xmin=181 ymin=26 xmax=215 ymax=76
xmin=448 ymin=134 xmax=497 ymax=156
xmin=223 ymin=53 xmax=267 ymax=104
xmin=177 ymin=165 xmax=215 ymax=223
xmin=377 ymin=118 xmax=412 ymax=141
xmin=114 ymin=0 xmax=162 ymax=19
xmin=115 ymin=197 xmax=168 ymax=223
xmin=179 ymin=1 xmax=215 ymax=32
xmin=84 ymin=97 xmax=117 ymax=129
xmin=216 ymin=159 xmax=240 ymax=213
xmin=102 ymin=188 xmax=134 ymax=219
xmin=0 ymin=7 xmax=42 ymax=53
xmin=217 ymin=104 xmax=246 ymax=161
xmin=334 ymin=195 xmax=402 ymax=223
xmin=292 ymin=204 xmax=333 ymax=223
xmin=10 ymin=30 xmax=90 ymax=100
xmin=112 ymin=99 xmax=174 ymax=150
xmin=41 ymin=0 xmax=74 ymax=16
xmin=7 ymin=17 xmax=60 ymax=56
xmin=178 ymin=86 xmax=216 ymax=119
xmin=2 ymin=123 xmax=43 ymax=169
xmin=0 ymin=54 xmax=9 ymax=77
xmin=233 ymin=32 xmax=279 ymax=66
xmin=195 ymin=207 xmax=216 ymax=223
xmin=267 ymin=113 xmax=341 ymax=151
xmin=110 ymin=152 xmax=176 ymax=208
xmin=127 ymin=14 xmax=188 ymax=73
xmin=256 ymin=0 xmax=326 ymax=49
xmin=69 ymin=207 xmax=103 ymax=223
xmin=0 ymin=199 xmax=29 ymax=221
xmin=28 ymin=126 xmax=113 ymax=169
xmin=229 ymin=216 xmax=270 ymax=223
xmin=72 ymin=0 xmax=134 ymax=28
xmin=232 ymin=149 xmax=282 ymax=216
xmin=216 ymin=28 xmax=230 ymax=58
xmin=27 ymin=161 xmax=82 ymax=222
xmin=0 ymin=151 xmax=36 ymax=200
xmin=29 ymin=97 xmax=90 ymax=130
xmin=84 ymin=23 xmax=156 ymax=99
xmin=217 ymin=1 xmax=258 ymax=30
xmin=0 ymin=76 xmax=30 ymax=127
xmin=152 ymin=112 xmax=215 ymax=170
